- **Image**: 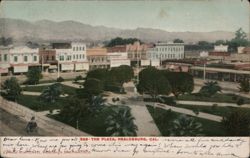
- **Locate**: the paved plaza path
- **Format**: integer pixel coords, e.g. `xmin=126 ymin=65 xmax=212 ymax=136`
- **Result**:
xmin=176 ymin=100 xmax=250 ymax=108
xmin=146 ymin=102 xmax=222 ymax=122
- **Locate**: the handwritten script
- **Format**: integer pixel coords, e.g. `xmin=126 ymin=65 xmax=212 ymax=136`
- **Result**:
xmin=0 ymin=137 xmax=249 ymax=158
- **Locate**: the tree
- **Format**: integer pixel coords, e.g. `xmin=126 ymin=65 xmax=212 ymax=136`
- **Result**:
xmin=228 ymin=28 xmax=249 ymax=52
xmin=137 ymin=67 xmax=171 ymax=99
xmin=60 ymin=97 xmax=89 ymax=123
xmin=238 ymin=78 xmax=250 ymax=93
xmin=109 ymin=65 xmax=134 ymax=85
xmin=2 ymin=77 xmax=22 ymax=101
xmin=40 ymin=83 xmax=62 ymax=103
xmin=83 ymin=78 xmax=103 ymax=96
xmin=173 ymin=39 xmax=184 ymax=43
xmin=199 ymin=81 xmax=221 ymax=97
xmin=0 ymin=37 xmax=13 ymax=46
xmin=222 ymin=110 xmax=250 ymax=136
xmin=105 ymin=106 xmax=138 ymax=136
xmin=215 ymin=40 xmax=226 ymax=45
xmin=163 ymin=71 xmax=194 ymax=98
xmin=26 ymin=67 xmax=43 ymax=85
xmin=88 ymin=95 xmax=106 ymax=116
xmin=86 ymin=68 xmax=109 ymax=84
xmin=169 ymin=114 xmax=203 ymax=136
xmin=106 ymin=37 xmax=141 ymax=47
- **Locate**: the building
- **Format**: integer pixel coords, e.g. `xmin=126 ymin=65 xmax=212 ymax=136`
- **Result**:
xmin=53 ymin=42 xmax=89 ymax=71
xmin=7 ymin=46 xmax=40 ymax=74
xmin=107 ymin=45 xmax=131 ymax=68
xmin=87 ymin=47 xmax=110 ymax=70
xmin=0 ymin=46 xmax=11 ymax=74
xmin=39 ymin=48 xmax=57 ymax=72
xmin=214 ymin=44 xmax=228 ymax=52
xmin=147 ymin=42 xmax=185 ymax=62
xmin=126 ymin=41 xmax=148 ymax=61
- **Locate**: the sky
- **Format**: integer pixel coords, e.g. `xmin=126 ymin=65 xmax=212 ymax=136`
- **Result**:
xmin=0 ymin=0 xmax=249 ymax=32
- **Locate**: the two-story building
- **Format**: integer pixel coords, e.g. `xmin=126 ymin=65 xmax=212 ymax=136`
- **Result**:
xmin=147 ymin=42 xmax=185 ymax=61
xmin=107 ymin=46 xmax=130 ymax=68
xmin=87 ymin=47 xmax=110 ymax=70
xmin=8 ymin=46 xmax=40 ymax=74
xmin=0 ymin=46 xmax=11 ymax=74
xmin=52 ymin=42 xmax=89 ymax=72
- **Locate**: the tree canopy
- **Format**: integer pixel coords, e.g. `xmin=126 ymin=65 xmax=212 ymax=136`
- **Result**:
xmin=0 ymin=37 xmax=13 ymax=46
xmin=137 ymin=67 xmax=171 ymax=98
xmin=162 ymin=71 xmax=194 ymax=98
xmin=2 ymin=77 xmax=22 ymax=101
xmin=25 ymin=67 xmax=43 ymax=85
xmin=106 ymin=37 xmax=141 ymax=47
xmin=173 ymin=39 xmax=184 ymax=43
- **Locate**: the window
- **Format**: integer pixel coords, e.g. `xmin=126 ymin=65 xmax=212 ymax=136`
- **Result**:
xmin=59 ymin=55 xmax=64 ymax=61
xmin=67 ymin=55 xmax=71 ymax=61
xmin=73 ymin=47 xmax=75 ymax=51
xmin=73 ymin=55 xmax=75 ymax=59
xmin=34 ymin=56 xmax=37 ymax=62
xmin=82 ymin=47 xmax=85 ymax=51
xmin=52 ymin=56 xmax=55 ymax=60
xmin=14 ymin=56 xmax=18 ymax=62
xmin=76 ymin=54 xmax=79 ymax=59
xmin=4 ymin=54 xmax=7 ymax=61
xmin=0 ymin=54 xmax=2 ymax=61
xmin=24 ymin=56 xmax=28 ymax=62
xmin=76 ymin=47 xmax=78 ymax=51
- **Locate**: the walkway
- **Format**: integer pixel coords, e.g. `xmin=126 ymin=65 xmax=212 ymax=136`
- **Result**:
xmin=176 ymin=100 xmax=250 ymax=108
xmin=61 ymin=81 xmax=82 ymax=88
xmin=147 ymin=102 xmax=222 ymax=122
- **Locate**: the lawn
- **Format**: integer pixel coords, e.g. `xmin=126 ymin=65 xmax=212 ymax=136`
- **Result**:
xmin=174 ymin=104 xmax=250 ymax=117
xmin=146 ymin=105 xmax=227 ymax=136
xmin=17 ymin=94 xmax=70 ymax=111
xmin=22 ymin=84 xmax=77 ymax=95
xmin=177 ymin=93 xmax=250 ymax=104
xmin=50 ymin=106 xmax=115 ymax=136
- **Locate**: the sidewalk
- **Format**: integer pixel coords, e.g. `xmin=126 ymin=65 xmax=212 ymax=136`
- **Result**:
xmin=176 ymin=100 xmax=250 ymax=108
xmin=147 ymin=102 xmax=222 ymax=122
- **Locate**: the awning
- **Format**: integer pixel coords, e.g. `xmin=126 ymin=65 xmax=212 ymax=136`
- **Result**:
xmin=14 ymin=65 xmax=28 ymax=73
xmin=49 ymin=65 xmax=58 ymax=69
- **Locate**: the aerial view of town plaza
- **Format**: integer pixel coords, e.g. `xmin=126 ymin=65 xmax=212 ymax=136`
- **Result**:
xmin=0 ymin=0 xmax=250 ymax=137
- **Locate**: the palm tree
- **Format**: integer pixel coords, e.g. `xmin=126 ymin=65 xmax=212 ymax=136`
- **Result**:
xmin=169 ymin=114 xmax=203 ymax=136
xmin=89 ymin=95 xmax=106 ymax=116
xmin=40 ymin=83 xmax=62 ymax=103
xmin=60 ymin=97 xmax=89 ymax=126
xmin=105 ymin=106 xmax=138 ymax=136
xmin=199 ymin=81 xmax=221 ymax=97
xmin=222 ymin=110 xmax=250 ymax=136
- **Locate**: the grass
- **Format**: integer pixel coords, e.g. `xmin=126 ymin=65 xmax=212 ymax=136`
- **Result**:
xmin=17 ymin=94 xmax=70 ymax=111
xmin=146 ymin=105 xmax=227 ymax=136
xmin=22 ymin=84 xmax=77 ymax=95
xmin=50 ymin=106 xmax=116 ymax=136
xmin=177 ymin=93 xmax=250 ymax=104
xmin=174 ymin=104 xmax=250 ymax=117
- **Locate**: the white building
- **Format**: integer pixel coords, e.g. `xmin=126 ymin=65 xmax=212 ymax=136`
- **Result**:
xmin=8 ymin=46 xmax=40 ymax=73
xmin=107 ymin=52 xmax=130 ymax=68
xmin=53 ymin=42 xmax=89 ymax=71
xmin=147 ymin=42 xmax=185 ymax=62
xmin=214 ymin=44 xmax=228 ymax=52
xmin=0 ymin=46 xmax=11 ymax=74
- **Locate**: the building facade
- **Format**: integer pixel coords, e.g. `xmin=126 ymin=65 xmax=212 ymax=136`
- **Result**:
xmin=53 ymin=42 xmax=89 ymax=71
xmin=8 ymin=46 xmax=40 ymax=74
xmin=87 ymin=47 xmax=110 ymax=70
xmin=107 ymin=52 xmax=130 ymax=68
xmin=147 ymin=42 xmax=185 ymax=61
xmin=214 ymin=44 xmax=228 ymax=52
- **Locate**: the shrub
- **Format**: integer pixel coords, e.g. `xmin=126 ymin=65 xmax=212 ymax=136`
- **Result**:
xmin=74 ymin=75 xmax=84 ymax=82
xmin=211 ymin=104 xmax=218 ymax=111
xmin=56 ymin=77 xmax=64 ymax=82
xmin=237 ymin=98 xmax=245 ymax=106
xmin=193 ymin=108 xmax=200 ymax=115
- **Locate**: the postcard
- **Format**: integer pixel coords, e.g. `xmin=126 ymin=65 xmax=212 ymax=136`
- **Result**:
xmin=0 ymin=0 xmax=250 ymax=157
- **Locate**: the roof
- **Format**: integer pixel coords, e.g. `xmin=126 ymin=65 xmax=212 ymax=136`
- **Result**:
xmin=243 ymin=47 xmax=250 ymax=53
xmin=52 ymin=43 xmax=71 ymax=49
xmin=191 ymin=66 xmax=250 ymax=75
xmin=87 ymin=48 xmax=107 ymax=56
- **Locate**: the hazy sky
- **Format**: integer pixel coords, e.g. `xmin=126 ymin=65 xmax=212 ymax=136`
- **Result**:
xmin=0 ymin=0 xmax=249 ymax=32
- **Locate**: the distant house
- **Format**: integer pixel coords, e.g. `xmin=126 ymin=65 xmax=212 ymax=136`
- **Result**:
xmin=214 ymin=44 xmax=228 ymax=52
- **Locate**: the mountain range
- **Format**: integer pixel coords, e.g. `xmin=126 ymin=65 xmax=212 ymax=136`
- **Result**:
xmin=0 ymin=18 xmax=235 ymax=44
